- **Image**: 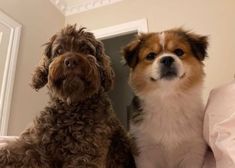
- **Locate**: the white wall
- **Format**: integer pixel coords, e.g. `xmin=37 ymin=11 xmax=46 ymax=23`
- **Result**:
xmin=0 ymin=0 xmax=65 ymax=135
xmin=66 ymin=0 xmax=235 ymax=101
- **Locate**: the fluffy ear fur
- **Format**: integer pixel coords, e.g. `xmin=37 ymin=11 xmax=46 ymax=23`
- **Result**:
xmin=31 ymin=55 xmax=49 ymax=91
xmin=122 ymin=34 xmax=143 ymax=68
xmin=187 ymin=33 xmax=208 ymax=61
xmin=96 ymin=41 xmax=115 ymax=92
xmin=183 ymin=30 xmax=209 ymax=61
xmin=31 ymin=35 xmax=56 ymax=91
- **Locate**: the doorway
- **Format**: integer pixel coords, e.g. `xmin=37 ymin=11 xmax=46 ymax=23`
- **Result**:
xmin=92 ymin=19 xmax=148 ymax=129
xmin=102 ymin=32 xmax=137 ymax=129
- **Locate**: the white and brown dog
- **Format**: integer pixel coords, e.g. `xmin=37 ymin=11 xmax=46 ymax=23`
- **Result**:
xmin=123 ymin=28 xmax=208 ymax=168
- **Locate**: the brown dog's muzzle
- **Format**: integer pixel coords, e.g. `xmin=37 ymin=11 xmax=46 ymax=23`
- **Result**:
xmin=48 ymin=52 xmax=101 ymax=103
xmin=49 ymin=53 xmax=85 ymax=83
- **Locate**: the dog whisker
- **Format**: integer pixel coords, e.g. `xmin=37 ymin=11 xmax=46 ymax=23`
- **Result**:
xmin=179 ymin=73 xmax=186 ymax=79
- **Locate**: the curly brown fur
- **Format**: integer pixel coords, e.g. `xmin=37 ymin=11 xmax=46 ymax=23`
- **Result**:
xmin=0 ymin=25 xmax=135 ymax=168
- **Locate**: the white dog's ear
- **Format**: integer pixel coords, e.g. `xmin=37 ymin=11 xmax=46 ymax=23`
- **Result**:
xmin=188 ymin=34 xmax=208 ymax=61
xmin=122 ymin=34 xmax=146 ymax=68
xmin=184 ymin=31 xmax=209 ymax=61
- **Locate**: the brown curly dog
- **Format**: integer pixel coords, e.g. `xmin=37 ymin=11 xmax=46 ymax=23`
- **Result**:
xmin=0 ymin=25 xmax=136 ymax=168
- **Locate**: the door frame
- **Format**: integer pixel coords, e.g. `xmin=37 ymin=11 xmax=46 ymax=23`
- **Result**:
xmin=0 ymin=10 xmax=22 ymax=135
xmin=92 ymin=18 xmax=148 ymax=40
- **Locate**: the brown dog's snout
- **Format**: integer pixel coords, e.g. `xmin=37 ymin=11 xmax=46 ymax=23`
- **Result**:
xmin=64 ymin=57 xmax=78 ymax=69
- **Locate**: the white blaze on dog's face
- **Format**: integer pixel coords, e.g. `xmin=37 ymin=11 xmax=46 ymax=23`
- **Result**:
xmin=123 ymin=28 xmax=208 ymax=97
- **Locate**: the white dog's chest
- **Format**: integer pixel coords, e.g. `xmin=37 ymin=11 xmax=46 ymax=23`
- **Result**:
xmin=132 ymin=106 xmax=199 ymax=149
xmin=130 ymin=92 xmax=204 ymax=167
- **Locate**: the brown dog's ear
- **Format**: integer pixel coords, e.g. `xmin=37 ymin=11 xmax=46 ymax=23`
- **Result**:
xmin=44 ymin=34 xmax=56 ymax=58
xmin=185 ymin=31 xmax=209 ymax=61
xmin=101 ymin=55 xmax=115 ymax=92
xmin=96 ymin=41 xmax=115 ymax=92
xmin=122 ymin=34 xmax=143 ymax=68
xmin=31 ymin=55 xmax=49 ymax=91
xmin=30 ymin=35 xmax=56 ymax=91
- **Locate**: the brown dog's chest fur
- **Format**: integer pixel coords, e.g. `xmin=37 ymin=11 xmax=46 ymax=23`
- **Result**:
xmin=2 ymin=93 xmax=122 ymax=168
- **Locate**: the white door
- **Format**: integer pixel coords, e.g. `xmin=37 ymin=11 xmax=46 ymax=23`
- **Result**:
xmin=0 ymin=22 xmax=11 ymax=95
xmin=0 ymin=10 xmax=21 ymax=135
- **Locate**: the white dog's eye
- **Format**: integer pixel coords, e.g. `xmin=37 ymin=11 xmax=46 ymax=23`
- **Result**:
xmin=145 ymin=52 xmax=157 ymax=61
xmin=174 ymin=48 xmax=184 ymax=57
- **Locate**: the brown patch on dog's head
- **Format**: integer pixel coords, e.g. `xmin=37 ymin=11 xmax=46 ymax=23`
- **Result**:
xmin=122 ymin=28 xmax=208 ymax=96
xmin=31 ymin=25 xmax=114 ymax=103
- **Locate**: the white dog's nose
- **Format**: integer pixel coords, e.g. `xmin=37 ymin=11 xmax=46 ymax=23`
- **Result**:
xmin=160 ymin=56 xmax=175 ymax=67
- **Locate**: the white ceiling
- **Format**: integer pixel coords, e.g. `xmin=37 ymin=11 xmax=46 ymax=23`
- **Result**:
xmin=50 ymin=0 xmax=123 ymax=16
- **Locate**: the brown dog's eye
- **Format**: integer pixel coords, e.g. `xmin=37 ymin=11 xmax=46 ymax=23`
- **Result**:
xmin=174 ymin=48 xmax=184 ymax=57
xmin=145 ymin=52 xmax=157 ymax=60
xmin=56 ymin=47 xmax=64 ymax=55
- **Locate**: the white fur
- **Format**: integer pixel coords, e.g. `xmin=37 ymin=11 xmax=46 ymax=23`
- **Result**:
xmin=159 ymin=32 xmax=165 ymax=49
xmin=131 ymin=59 xmax=207 ymax=168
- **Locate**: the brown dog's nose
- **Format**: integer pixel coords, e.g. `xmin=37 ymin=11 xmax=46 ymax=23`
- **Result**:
xmin=64 ymin=57 xmax=78 ymax=69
